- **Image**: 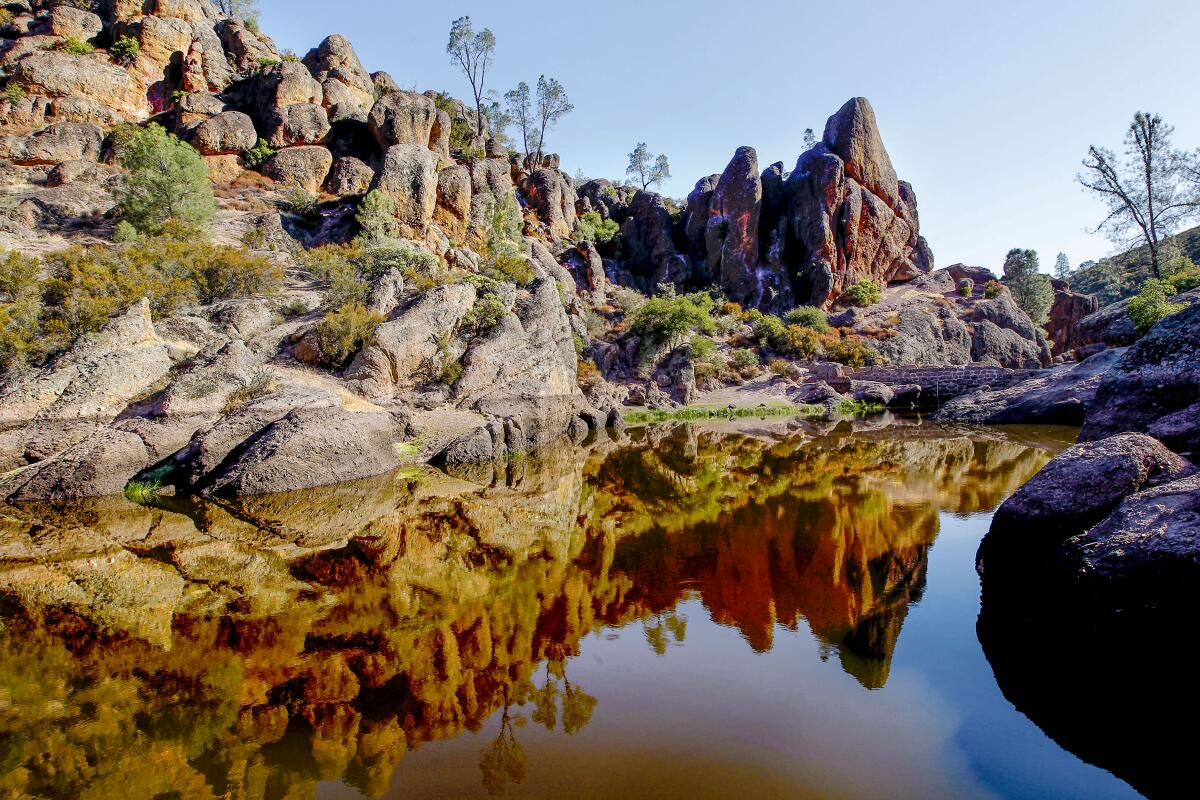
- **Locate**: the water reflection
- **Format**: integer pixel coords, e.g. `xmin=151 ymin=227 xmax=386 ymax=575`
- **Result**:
xmin=0 ymin=419 xmax=1062 ymax=799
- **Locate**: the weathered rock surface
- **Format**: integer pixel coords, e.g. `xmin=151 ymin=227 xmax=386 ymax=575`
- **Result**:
xmin=10 ymin=51 xmax=148 ymax=119
xmin=1074 ymin=286 xmax=1200 ymax=350
xmin=0 ymin=121 xmax=104 ymax=165
xmin=369 ymin=143 xmax=439 ymax=236
xmin=933 ymin=347 xmax=1123 ymax=425
xmin=190 ymin=110 xmax=257 ymax=155
xmin=262 ymin=145 xmax=333 ymax=193
xmin=1079 ymin=300 xmax=1200 ymax=460
xmin=325 ymin=155 xmax=374 ymax=196
xmin=1045 ymin=279 xmax=1099 ymax=355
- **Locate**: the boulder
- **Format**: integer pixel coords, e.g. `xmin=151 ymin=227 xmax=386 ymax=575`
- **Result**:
xmin=1075 ymin=286 xmax=1200 ymax=350
xmin=262 ymin=145 xmax=333 ymax=194
xmin=205 ymin=407 xmax=407 ymax=496
xmin=618 ymin=189 xmax=684 ymax=287
xmin=155 ymin=0 xmax=221 ymax=24
xmin=850 ymin=380 xmax=894 ymax=405
xmin=1079 ymin=300 xmax=1200 ymax=460
xmin=934 ymin=347 xmax=1124 ymax=425
xmin=707 ymin=146 xmax=770 ymax=307
xmin=325 ymin=155 xmax=374 ymax=197
xmin=135 ymin=14 xmax=192 ymax=68
xmin=1045 ymin=279 xmax=1099 ymax=354
xmin=367 ymin=90 xmax=441 ymax=151
xmin=10 ymin=51 xmax=148 ymax=118
xmin=190 ymin=110 xmax=257 ymax=155
xmin=175 ymin=90 xmax=227 ymax=130
xmin=204 ymin=154 xmax=244 ymax=184
xmin=522 ymin=168 xmax=576 ymax=239
xmin=434 ymin=163 xmax=472 ymax=235
xmin=303 ymin=34 xmax=375 ymax=120
xmin=0 ymin=121 xmax=104 ymax=165
xmin=1 ymin=428 xmax=154 ymax=502
xmin=369 ymin=143 xmax=439 ymax=237
xmin=47 ymin=7 xmax=103 ymax=41
xmin=215 ymin=19 xmax=279 ymax=75
xmin=979 ymin=433 xmax=1197 ymax=577
xmin=254 ymin=59 xmax=320 ymax=109
xmin=181 ymin=20 xmax=236 ymax=93
xmin=263 ymin=102 xmax=330 ymax=148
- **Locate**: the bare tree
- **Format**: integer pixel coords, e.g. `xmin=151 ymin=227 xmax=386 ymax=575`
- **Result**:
xmin=626 ymin=143 xmax=671 ymax=190
xmin=215 ymin=0 xmax=259 ymax=21
xmin=1078 ymin=112 xmax=1198 ymax=279
xmin=447 ymin=17 xmax=496 ymax=139
xmin=504 ymin=82 xmax=532 ymax=154
xmin=533 ymin=75 xmax=573 ymax=163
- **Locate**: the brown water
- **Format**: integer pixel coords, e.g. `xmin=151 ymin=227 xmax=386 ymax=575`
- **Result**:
xmin=0 ymin=417 xmax=1147 ymax=799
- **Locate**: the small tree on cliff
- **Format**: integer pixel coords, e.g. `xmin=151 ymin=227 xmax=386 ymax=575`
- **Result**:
xmin=215 ymin=1 xmax=259 ymax=26
xmin=116 ymin=124 xmax=216 ymax=235
xmin=803 ymin=128 xmax=818 ymax=150
xmin=447 ymin=17 xmax=496 ymax=140
xmin=626 ymin=143 xmax=671 ymax=190
xmin=504 ymin=81 xmax=532 ymax=153
xmin=1053 ymin=252 xmax=1072 ymax=281
xmin=1001 ymin=248 xmax=1054 ymax=326
xmin=533 ymin=75 xmax=573 ymax=163
xmin=1078 ymin=112 xmax=1198 ymax=279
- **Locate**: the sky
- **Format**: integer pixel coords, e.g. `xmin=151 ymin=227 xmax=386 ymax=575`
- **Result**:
xmin=258 ymin=0 xmax=1200 ymax=274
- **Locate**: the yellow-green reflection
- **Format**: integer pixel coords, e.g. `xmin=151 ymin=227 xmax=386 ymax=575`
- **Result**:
xmin=0 ymin=420 xmax=1064 ymax=799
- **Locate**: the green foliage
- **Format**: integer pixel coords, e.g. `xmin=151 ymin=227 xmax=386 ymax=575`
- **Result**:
xmin=823 ymin=336 xmax=880 ymax=367
xmin=433 ymin=91 xmax=475 ymax=151
xmin=109 ymin=36 xmax=140 ymax=63
xmin=116 ymin=123 xmax=216 ymax=235
xmin=464 ymin=293 xmax=508 ymax=332
xmin=301 ymin=240 xmax=440 ymax=307
xmin=781 ymin=306 xmax=829 ymax=333
xmin=112 ymin=220 xmax=138 ymax=243
xmin=573 ymin=211 xmax=620 ymax=245
xmin=1001 ymin=248 xmax=1053 ymax=325
xmin=123 ymin=480 xmax=161 ymax=505
xmin=241 ymin=139 xmax=274 ymax=169
xmin=170 ymin=89 xmax=189 ymax=105
xmin=781 ymin=324 xmax=822 ymax=359
xmin=1128 ymin=279 xmax=1186 ymax=335
xmin=957 ymin=277 xmax=974 ymax=297
xmin=983 ymin=279 xmax=1003 ymax=299
xmin=1168 ymin=266 xmax=1200 ymax=294
xmin=51 ymin=37 xmax=94 ymax=56
xmin=4 ymin=83 xmax=26 ymax=104
xmin=626 ymin=287 xmax=717 ymax=352
xmin=313 ymin=304 xmax=383 ymax=368
xmin=355 ymin=189 xmax=398 ymax=242
xmin=257 ymin=57 xmax=280 ymax=71
xmin=285 ymin=186 xmax=319 ymax=218
xmin=843 ymin=279 xmax=882 ymax=307
xmin=486 ymin=192 xmax=525 ymax=259
xmin=749 ymin=313 xmax=787 ymax=348
xmin=728 ymin=347 xmax=761 ymax=375
xmin=486 ymin=255 xmax=535 ymax=286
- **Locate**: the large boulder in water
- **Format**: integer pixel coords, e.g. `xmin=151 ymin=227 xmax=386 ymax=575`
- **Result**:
xmin=1079 ymin=300 xmax=1200 ymax=460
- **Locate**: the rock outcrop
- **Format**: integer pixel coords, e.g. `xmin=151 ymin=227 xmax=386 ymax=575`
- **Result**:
xmin=1044 ymin=279 xmax=1099 ymax=355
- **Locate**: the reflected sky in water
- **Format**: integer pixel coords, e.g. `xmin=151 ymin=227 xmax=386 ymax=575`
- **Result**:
xmin=0 ymin=418 xmax=1141 ymax=799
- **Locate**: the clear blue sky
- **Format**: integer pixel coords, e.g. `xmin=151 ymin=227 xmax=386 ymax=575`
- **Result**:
xmin=259 ymin=0 xmax=1200 ymax=273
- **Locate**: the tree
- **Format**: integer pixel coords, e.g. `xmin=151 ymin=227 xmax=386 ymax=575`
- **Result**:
xmin=1053 ymin=252 xmax=1072 ymax=280
xmin=116 ymin=123 xmax=216 ymax=235
xmin=1001 ymin=248 xmax=1054 ymax=326
xmin=483 ymin=91 xmax=512 ymax=147
xmin=533 ymin=75 xmax=573 ymax=163
xmin=803 ymin=128 xmax=818 ymax=150
xmin=1078 ymin=112 xmax=1198 ymax=279
xmin=626 ymin=143 xmax=671 ymax=190
xmin=215 ymin=1 xmax=259 ymax=24
xmin=504 ymin=81 xmax=532 ymax=154
xmin=447 ymin=17 xmax=496 ymax=139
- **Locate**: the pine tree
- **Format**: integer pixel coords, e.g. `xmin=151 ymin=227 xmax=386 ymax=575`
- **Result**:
xmin=116 ymin=123 xmax=216 ymax=235
xmin=1053 ymin=252 xmax=1071 ymax=281
xmin=1002 ymin=248 xmax=1054 ymax=326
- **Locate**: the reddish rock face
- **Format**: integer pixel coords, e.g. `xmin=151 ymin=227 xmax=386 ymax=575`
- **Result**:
xmin=1045 ymin=278 xmax=1100 ymax=355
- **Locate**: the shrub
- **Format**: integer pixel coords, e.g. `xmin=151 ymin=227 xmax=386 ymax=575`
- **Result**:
xmin=170 ymin=89 xmax=189 ymax=105
xmin=729 ymin=347 xmax=760 ymax=376
xmin=1128 ymin=279 xmax=1185 ymax=336
xmin=486 ymin=254 xmax=535 ymax=287
xmin=284 ymin=298 xmax=310 ymax=316
xmin=749 ymin=313 xmax=787 ymax=349
xmin=286 ymin=186 xmax=319 ymax=218
xmin=574 ymin=211 xmax=619 ymax=244
xmin=109 ymin=36 xmax=140 ymax=63
xmin=486 ymin=191 xmax=526 ymax=261
xmin=53 ymin=37 xmax=94 ymax=56
xmin=223 ymin=369 xmax=278 ymax=412
xmin=112 ymin=220 xmax=138 ymax=243
xmin=983 ymin=279 xmax=1003 ymax=299
xmin=690 ymin=335 xmax=717 ymax=362
xmin=610 ymin=286 xmax=646 ymax=315
xmin=844 ymin=279 xmax=882 ymax=307
xmin=1167 ymin=266 xmax=1200 ymax=294
xmin=257 ymin=57 xmax=280 ymax=71
xmin=823 ymin=335 xmax=880 ymax=367
xmin=313 ymin=304 xmax=383 ymax=368
xmin=355 ymin=189 xmax=397 ymax=242
xmin=782 ymin=305 xmax=829 ymax=333
xmin=116 ymin=123 xmax=216 ymax=235
xmin=781 ymin=324 xmax=822 ymax=359
xmin=768 ymin=359 xmax=802 ymax=379
xmin=957 ymin=277 xmax=975 ymax=297
xmin=241 ymin=139 xmax=275 ymax=169
xmin=123 ymin=479 xmax=161 ymax=505
xmin=432 ymin=91 xmax=474 ymax=151
xmin=465 ymin=293 xmax=508 ymax=332
xmin=626 ymin=287 xmax=717 ymax=352
xmin=3 ymin=83 xmax=26 ymax=104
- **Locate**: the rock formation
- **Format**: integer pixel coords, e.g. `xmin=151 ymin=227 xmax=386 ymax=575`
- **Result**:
xmin=1044 ymin=278 xmax=1099 ymax=355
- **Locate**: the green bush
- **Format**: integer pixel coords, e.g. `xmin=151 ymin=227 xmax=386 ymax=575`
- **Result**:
xmin=957 ymin=277 xmax=974 ymax=297
xmin=843 ymin=279 xmax=881 ymax=307
xmin=823 ymin=335 xmax=880 ymax=367
xmin=355 ymin=189 xmax=397 ymax=242
xmin=112 ymin=220 xmax=138 ymax=243
xmin=313 ymin=303 xmax=383 ymax=368
xmin=626 ymin=287 xmax=717 ymax=352
xmin=4 ymin=83 xmax=26 ymax=104
xmin=286 ymin=186 xmax=319 ymax=218
xmin=53 ymin=37 xmax=94 ymax=56
xmin=465 ymin=294 xmax=508 ymax=333
xmin=574 ymin=211 xmax=620 ymax=245
xmin=983 ymin=279 xmax=1003 ymax=299
xmin=782 ymin=306 xmax=829 ymax=333
xmin=729 ymin=347 xmax=760 ymax=376
xmin=1167 ymin=266 xmax=1200 ymax=294
xmin=241 ymin=139 xmax=275 ymax=169
xmin=116 ymin=123 xmax=216 ymax=235
xmin=781 ymin=324 xmax=822 ymax=359
xmin=1128 ymin=279 xmax=1185 ymax=336
xmin=109 ymin=36 xmax=140 ymax=63
xmin=257 ymin=57 xmax=280 ymax=71
xmin=432 ymin=91 xmax=475 ymax=151
xmin=485 ymin=254 xmax=535 ymax=287
xmin=486 ymin=191 xmax=526 ymax=262
xmin=749 ymin=313 xmax=787 ymax=348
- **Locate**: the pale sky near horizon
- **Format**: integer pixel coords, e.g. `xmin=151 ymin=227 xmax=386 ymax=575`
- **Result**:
xmin=259 ymin=0 xmax=1200 ymax=274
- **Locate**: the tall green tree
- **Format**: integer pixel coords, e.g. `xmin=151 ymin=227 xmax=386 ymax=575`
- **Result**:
xmin=626 ymin=143 xmax=671 ymax=190
xmin=116 ymin=123 xmax=216 ymax=235
xmin=504 ymin=81 xmax=532 ymax=153
xmin=1078 ymin=112 xmax=1198 ymax=279
xmin=1001 ymin=248 xmax=1054 ymax=326
xmin=1053 ymin=252 xmax=1071 ymax=280
xmin=447 ymin=17 xmax=496 ymax=139
xmin=533 ymin=75 xmax=573 ymax=162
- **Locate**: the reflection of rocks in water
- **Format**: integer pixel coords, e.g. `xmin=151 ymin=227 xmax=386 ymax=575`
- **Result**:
xmin=0 ymin=422 xmax=1062 ymax=799
xmin=978 ymin=596 xmax=1195 ymax=800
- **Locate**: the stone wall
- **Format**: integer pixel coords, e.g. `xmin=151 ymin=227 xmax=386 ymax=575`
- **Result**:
xmin=850 ymin=364 xmax=1043 ymax=405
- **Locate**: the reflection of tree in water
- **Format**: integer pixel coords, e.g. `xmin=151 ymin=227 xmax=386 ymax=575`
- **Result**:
xmin=0 ymin=423 xmax=1059 ymax=799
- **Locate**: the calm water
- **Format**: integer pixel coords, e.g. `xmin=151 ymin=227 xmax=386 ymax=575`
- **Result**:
xmin=0 ymin=418 xmax=1152 ymax=799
